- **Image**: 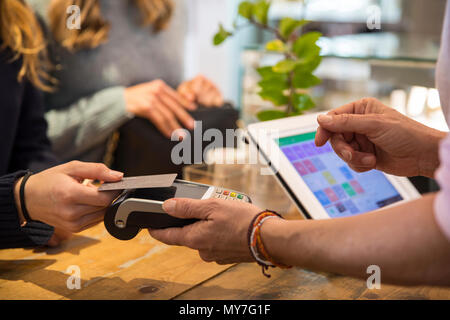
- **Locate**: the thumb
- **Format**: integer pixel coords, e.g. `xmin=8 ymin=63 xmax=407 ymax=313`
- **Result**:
xmin=64 ymin=161 xmax=123 ymax=182
xmin=317 ymin=114 xmax=380 ymax=135
xmin=162 ymin=198 xmax=211 ymax=220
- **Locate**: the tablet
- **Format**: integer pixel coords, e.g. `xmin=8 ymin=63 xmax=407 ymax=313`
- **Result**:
xmin=247 ymin=112 xmax=420 ymax=220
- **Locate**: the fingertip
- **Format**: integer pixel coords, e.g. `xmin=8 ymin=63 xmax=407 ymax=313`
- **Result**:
xmin=109 ymin=170 xmax=124 ymax=180
xmin=214 ymin=97 xmax=224 ymax=107
xmin=361 ymin=154 xmax=376 ymax=166
xmin=341 ymin=150 xmax=353 ymax=162
xmin=162 ymin=199 xmax=177 ymax=214
xmin=350 ymin=152 xmax=377 ymax=168
xmin=315 ymin=127 xmax=330 ymax=147
xmin=314 ymin=136 xmax=325 ymax=147
xmin=317 ymin=114 xmax=333 ymax=125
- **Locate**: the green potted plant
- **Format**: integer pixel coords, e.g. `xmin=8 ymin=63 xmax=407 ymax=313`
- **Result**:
xmin=213 ymin=0 xmax=322 ymax=121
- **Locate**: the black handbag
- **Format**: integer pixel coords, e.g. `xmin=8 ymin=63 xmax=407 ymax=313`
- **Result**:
xmin=111 ymin=103 xmax=240 ymax=177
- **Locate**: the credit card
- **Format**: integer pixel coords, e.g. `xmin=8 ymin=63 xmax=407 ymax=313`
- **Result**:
xmin=98 ymin=174 xmax=177 ymax=191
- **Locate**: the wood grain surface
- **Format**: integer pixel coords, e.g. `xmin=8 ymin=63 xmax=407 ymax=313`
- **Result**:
xmin=1 ymin=210 xmax=448 ymax=300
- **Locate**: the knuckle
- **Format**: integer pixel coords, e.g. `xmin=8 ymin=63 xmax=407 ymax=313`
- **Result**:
xmin=68 ymin=160 xmax=81 ymax=170
xmin=95 ymin=162 xmax=108 ymax=171
xmin=180 ymin=200 xmax=196 ymax=219
xmin=184 ymin=233 xmax=198 ymax=249
xmin=207 ymin=198 xmax=221 ymax=209
xmin=58 ymin=188 xmax=74 ymax=203
xmin=154 ymin=81 xmax=165 ymax=91
xmin=369 ymin=114 xmax=385 ymax=127
xmin=62 ymin=208 xmax=77 ymax=222
xmin=361 ymin=97 xmax=375 ymax=105
xmin=187 ymin=234 xmax=202 ymax=249
xmin=69 ymin=160 xmax=81 ymax=166
xmin=339 ymin=113 xmax=351 ymax=125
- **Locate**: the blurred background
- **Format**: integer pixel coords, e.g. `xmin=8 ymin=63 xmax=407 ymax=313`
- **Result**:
xmin=186 ymin=0 xmax=448 ymax=131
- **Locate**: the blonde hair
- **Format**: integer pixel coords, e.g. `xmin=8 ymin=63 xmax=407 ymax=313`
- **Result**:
xmin=0 ymin=0 xmax=54 ymax=91
xmin=49 ymin=0 xmax=174 ymax=51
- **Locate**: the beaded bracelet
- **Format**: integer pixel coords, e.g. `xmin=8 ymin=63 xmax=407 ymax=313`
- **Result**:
xmin=247 ymin=210 xmax=292 ymax=278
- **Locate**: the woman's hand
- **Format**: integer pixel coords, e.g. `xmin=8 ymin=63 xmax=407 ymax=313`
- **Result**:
xmin=178 ymin=75 xmax=224 ymax=107
xmin=149 ymin=198 xmax=261 ymax=264
xmin=125 ymin=80 xmax=196 ymax=138
xmin=315 ymin=97 xmax=447 ymax=178
xmin=14 ymin=161 xmax=123 ymax=234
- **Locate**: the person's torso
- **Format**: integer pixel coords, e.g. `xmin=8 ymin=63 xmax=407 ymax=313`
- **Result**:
xmin=32 ymin=0 xmax=186 ymax=110
xmin=0 ymin=51 xmax=24 ymax=175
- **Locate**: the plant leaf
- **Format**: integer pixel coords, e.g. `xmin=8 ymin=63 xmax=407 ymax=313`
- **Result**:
xmin=257 ymin=66 xmax=288 ymax=82
xmin=213 ymin=24 xmax=232 ymax=46
xmin=257 ymin=66 xmax=279 ymax=79
xmin=253 ymin=0 xmax=270 ymax=25
xmin=293 ymin=31 xmax=322 ymax=59
xmin=238 ymin=1 xmax=253 ymax=19
xmin=297 ymin=55 xmax=322 ymax=73
xmin=292 ymin=71 xmax=321 ymax=89
xmin=273 ymin=59 xmax=298 ymax=73
xmin=258 ymin=78 xmax=289 ymax=92
xmin=292 ymin=93 xmax=315 ymax=112
xmin=259 ymin=88 xmax=288 ymax=106
xmin=265 ymin=39 xmax=286 ymax=52
xmin=257 ymin=109 xmax=287 ymax=121
xmin=279 ymin=18 xmax=309 ymax=39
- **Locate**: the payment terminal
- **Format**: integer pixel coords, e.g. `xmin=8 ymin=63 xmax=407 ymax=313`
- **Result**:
xmin=102 ymin=178 xmax=251 ymax=240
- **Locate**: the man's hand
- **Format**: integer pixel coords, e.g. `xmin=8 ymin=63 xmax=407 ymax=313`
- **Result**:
xmin=125 ymin=80 xmax=196 ymax=138
xmin=178 ymin=75 xmax=224 ymax=107
xmin=149 ymin=198 xmax=261 ymax=265
xmin=315 ymin=97 xmax=447 ymax=178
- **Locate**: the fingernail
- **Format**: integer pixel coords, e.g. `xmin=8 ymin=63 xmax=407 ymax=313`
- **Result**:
xmin=110 ymin=170 xmax=123 ymax=178
xmin=362 ymin=156 xmax=374 ymax=166
xmin=163 ymin=199 xmax=176 ymax=213
xmin=318 ymin=115 xmax=333 ymax=123
xmin=342 ymin=150 xmax=352 ymax=161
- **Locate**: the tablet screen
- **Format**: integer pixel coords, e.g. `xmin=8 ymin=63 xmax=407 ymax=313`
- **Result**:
xmin=277 ymin=132 xmax=403 ymax=217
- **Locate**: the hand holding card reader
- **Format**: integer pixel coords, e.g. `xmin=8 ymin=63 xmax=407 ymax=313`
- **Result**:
xmin=100 ymin=175 xmax=251 ymax=240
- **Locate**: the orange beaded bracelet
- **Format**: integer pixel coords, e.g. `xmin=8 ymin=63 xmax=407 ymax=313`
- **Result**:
xmin=247 ymin=210 xmax=292 ymax=278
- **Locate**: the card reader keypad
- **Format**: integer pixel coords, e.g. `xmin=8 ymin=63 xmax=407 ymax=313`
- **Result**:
xmin=213 ymin=188 xmax=250 ymax=202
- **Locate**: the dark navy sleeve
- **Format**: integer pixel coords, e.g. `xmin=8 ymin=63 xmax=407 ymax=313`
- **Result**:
xmin=0 ymin=171 xmax=54 ymax=249
xmin=8 ymin=81 xmax=60 ymax=173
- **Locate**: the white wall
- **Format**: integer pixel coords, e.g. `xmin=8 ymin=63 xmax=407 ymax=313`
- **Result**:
xmin=184 ymin=0 xmax=240 ymax=105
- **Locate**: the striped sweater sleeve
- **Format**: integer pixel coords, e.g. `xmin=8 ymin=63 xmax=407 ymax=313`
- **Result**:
xmin=0 ymin=171 xmax=54 ymax=249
